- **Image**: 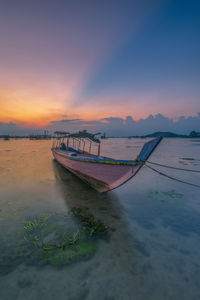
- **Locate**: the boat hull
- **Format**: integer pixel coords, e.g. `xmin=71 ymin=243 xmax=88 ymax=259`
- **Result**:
xmin=52 ymin=150 xmax=141 ymax=192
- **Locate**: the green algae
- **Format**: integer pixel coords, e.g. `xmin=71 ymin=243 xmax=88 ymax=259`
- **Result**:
xmin=22 ymin=208 xmax=109 ymax=268
xmin=0 ymin=208 xmax=109 ymax=274
xmin=44 ymin=239 xmax=98 ymax=267
xmin=24 ymin=214 xmax=51 ymax=247
xmin=162 ymin=190 xmax=183 ymax=199
xmin=149 ymin=189 xmax=184 ymax=202
xmin=69 ymin=207 xmax=109 ymax=237
xmin=76 ymin=239 xmax=98 ymax=256
xmin=24 ymin=214 xmax=50 ymax=231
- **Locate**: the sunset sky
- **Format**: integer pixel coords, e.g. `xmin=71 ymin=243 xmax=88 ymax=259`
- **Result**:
xmin=0 ymin=0 xmax=199 ymax=135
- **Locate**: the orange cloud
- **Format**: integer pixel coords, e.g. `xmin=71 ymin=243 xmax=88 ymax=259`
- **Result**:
xmin=0 ymin=85 xmax=64 ymax=126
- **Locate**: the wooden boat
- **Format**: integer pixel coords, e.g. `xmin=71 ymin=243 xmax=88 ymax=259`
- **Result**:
xmin=52 ymin=131 xmax=162 ymax=192
xmin=3 ymin=136 xmax=10 ymax=141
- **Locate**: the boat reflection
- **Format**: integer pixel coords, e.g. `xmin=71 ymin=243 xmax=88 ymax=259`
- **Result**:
xmin=52 ymin=160 xmax=141 ymax=277
xmin=52 ymin=159 xmax=122 ymax=220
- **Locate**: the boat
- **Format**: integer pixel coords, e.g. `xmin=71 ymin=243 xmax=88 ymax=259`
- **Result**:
xmin=52 ymin=130 xmax=162 ymax=192
xmin=4 ymin=136 xmax=10 ymax=141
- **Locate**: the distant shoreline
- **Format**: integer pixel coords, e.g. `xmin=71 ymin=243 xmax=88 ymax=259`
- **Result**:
xmin=0 ymin=131 xmax=200 ymax=139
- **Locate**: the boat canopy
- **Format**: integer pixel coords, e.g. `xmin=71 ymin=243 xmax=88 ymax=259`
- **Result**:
xmin=52 ymin=130 xmax=101 ymax=155
xmin=68 ymin=130 xmax=100 ymax=144
xmin=54 ymin=131 xmax=69 ymax=135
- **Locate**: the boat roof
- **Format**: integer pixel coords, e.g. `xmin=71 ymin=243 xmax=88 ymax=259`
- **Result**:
xmin=68 ymin=130 xmax=100 ymax=143
xmin=54 ymin=130 xmax=101 ymax=143
xmin=54 ymin=131 xmax=69 ymax=135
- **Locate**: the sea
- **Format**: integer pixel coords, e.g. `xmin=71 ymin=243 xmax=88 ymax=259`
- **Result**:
xmin=0 ymin=138 xmax=200 ymax=300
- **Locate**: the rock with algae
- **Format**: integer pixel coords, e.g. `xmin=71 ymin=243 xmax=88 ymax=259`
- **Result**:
xmin=23 ymin=208 xmax=109 ymax=268
xmin=0 ymin=208 xmax=109 ymax=274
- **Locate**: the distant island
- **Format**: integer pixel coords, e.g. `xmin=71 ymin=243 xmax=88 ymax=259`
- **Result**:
xmin=128 ymin=131 xmax=200 ymax=138
xmin=143 ymin=131 xmax=188 ymax=138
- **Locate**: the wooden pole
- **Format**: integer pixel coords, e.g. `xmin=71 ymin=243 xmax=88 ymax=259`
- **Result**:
xmin=78 ymin=139 xmax=81 ymax=152
xmin=98 ymin=144 xmax=100 ymax=156
xmin=89 ymin=141 xmax=92 ymax=154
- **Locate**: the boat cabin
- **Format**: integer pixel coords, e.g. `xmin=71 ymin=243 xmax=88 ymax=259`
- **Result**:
xmin=52 ymin=130 xmax=101 ymax=156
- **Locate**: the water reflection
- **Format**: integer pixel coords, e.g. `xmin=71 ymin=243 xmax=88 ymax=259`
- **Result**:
xmin=53 ymin=160 xmax=141 ymax=275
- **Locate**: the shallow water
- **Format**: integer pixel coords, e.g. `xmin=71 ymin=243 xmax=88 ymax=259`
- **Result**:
xmin=0 ymin=138 xmax=200 ymax=300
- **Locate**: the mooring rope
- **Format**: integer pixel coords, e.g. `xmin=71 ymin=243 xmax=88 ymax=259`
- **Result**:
xmin=145 ymin=164 xmax=200 ymax=188
xmin=146 ymin=160 xmax=200 ymax=173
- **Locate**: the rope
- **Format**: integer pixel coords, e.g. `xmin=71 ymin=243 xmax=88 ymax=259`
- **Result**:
xmin=146 ymin=160 xmax=200 ymax=173
xmin=145 ymin=164 xmax=200 ymax=188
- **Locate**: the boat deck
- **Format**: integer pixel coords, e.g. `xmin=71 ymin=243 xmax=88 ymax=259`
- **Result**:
xmin=53 ymin=149 xmax=139 ymax=166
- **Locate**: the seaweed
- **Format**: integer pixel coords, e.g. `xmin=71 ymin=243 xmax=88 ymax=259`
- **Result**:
xmin=69 ymin=207 xmax=109 ymax=237
xmin=44 ymin=240 xmax=98 ymax=267
xmin=24 ymin=214 xmax=51 ymax=247
xmin=22 ymin=209 xmax=109 ymax=268
xmin=0 ymin=208 xmax=110 ymax=274
xmin=148 ymin=189 xmax=183 ymax=202
xmin=162 ymin=190 xmax=183 ymax=199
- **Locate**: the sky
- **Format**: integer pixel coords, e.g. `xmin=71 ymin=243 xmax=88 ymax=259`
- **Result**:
xmin=0 ymin=0 xmax=199 ymax=135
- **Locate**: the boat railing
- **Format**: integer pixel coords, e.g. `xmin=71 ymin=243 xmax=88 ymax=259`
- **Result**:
xmin=52 ymin=133 xmax=101 ymax=156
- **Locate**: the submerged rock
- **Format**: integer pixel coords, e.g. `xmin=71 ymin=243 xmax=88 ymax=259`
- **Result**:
xmin=0 ymin=208 xmax=110 ymax=273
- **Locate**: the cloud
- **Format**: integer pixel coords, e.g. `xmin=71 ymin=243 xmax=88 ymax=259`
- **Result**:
xmin=102 ymin=117 xmax=124 ymax=123
xmin=46 ymin=112 xmax=200 ymax=136
xmin=1 ymin=113 xmax=200 ymax=136
xmin=51 ymin=119 xmax=81 ymax=124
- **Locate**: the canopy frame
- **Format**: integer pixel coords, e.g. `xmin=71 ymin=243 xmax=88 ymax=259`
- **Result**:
xmin=52 ymin=130 xmax=101 ymax=156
